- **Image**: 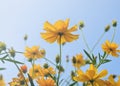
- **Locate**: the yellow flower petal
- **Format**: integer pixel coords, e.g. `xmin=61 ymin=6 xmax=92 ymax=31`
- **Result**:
xmin=41 ymin=32 xmax=57 ymax=43
xmin=94 ymin=70 xmax=108 ymax=79
xmin=44 ymin=21 xmax=56 ymax=32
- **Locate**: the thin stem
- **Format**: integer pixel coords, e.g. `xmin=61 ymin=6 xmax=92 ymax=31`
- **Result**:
xmin=4 ymin=50 xmax=28 ymax=86
xmin=32 ymin=59 xmax=35 ymax=78
xmin=97 ymin=53 xmax=109 ymax=68
xmin=81 ymin=30 xmax=91 ymax=53
xmin=57 ymin=36 xmax=62 ymax=86
xmin=91 ymin=32 xmax=105 ymax=53
xmin=111 ymin=27 xmax=116 ymax=42
xmin=44 ymin=57 xmax=56 ymax=66
xmin=14 ymin=62 xmax=28 ymax=86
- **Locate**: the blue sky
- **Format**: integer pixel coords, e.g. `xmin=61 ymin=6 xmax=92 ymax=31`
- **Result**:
xmin=0 ymin=0 xmax=120 ymax=85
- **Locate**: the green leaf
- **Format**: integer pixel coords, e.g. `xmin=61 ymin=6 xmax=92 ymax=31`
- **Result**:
xmin=69 ymin=81 xmax=77 ymax=86
xmin=3 ymin=58 xmax=24 ymax=64
xmin=98 ymin=53 xmax=101 ymax=61
xmin=0 ymin=68 xmax=6 ymax=70
xmin=83 ymin=49 xmax=93 ymax=61
xmin=2 ymin=55 xmax=8 ymax=59
xmin=102 ymin=52 xmax=106 ymax=58
xmin=102 ymin=59 xmax=111 ymax=64
xmin=0 ymin=55 xmax=8 ymax=63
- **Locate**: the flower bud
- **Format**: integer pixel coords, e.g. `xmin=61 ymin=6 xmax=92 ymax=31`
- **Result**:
xmin=58 ymin=66 xmax=64 ymax=73
xmin=56 ymin=55 xmax=60 ymax=64
xmin=9 ymin=47 xmax=15 ymax=57
xmin=0 ymin=42 xmax=6 ymax=51
xmin=79 ymin=21 xmax=84 ymax=29
xmin=71 ymin=71 xmax=76 ymax=80
xmin=21 ymin=65 xmax=27 ymax=73
xmin=40 ymin=49 xmax=46 ymax=57
xmin=43 ymin=63 xmax=49 ymax=69
xmin=66 ymin=55 xmax=69 ymax=62
xmin=112 ymin=20 xmax=117 ymax=27
xmin=112 ymin=74 xmax=117 ymax=79
xmin=105 ymin=25 xmax=110 ymax=32
xmin=24 ymin=34 xmax=28 ymax=41
xmin=72 ymin=56 xmax=76 ymax=64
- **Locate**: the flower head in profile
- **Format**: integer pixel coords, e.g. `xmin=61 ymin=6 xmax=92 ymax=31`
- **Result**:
xmin=24 ymin=46 xmax=45 ymax=60
xmin=40 ymin=19 xmax=79 ymax=44
xmin=36 ymin=77 xmax=56 ymax=86
xmin=29 ymin=64 xmax=44 ymax=79
xmin=104 ymin=75 xmax=120 ymax=86
xmin=43 ymin=66 xmax=56 ymax=76
xmin=73 ymin=64 xmax=108 ymax=86
xmin=72 ymin=54 xmax=85 ymax=68
xmin=102 ymin=40 xmax=120 ymax=57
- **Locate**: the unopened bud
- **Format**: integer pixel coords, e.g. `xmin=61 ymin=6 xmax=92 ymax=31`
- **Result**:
xmin=112 ymin=20 xmax=117 ymax=27
xmin=105 ymin=25 xmax=110 ymax=32
xmin=43 ymin=63 xmax=49 ymax=69
xmin=71 ymin=71 xmax=76 ymax=80
xmin=57 ymin=65 xmax=64 ymax=73
xmin=21 ymin=65 xmax=27 ymax=73
xmin=24 ymin=34 xmax=28 ymax=41
xmin=66 ymin=55 xmax=69 ymax=62
xmin=79 ymin=21 xmax=84 ymax=29
xmin=56 ymin=55 xmax=60 ymax=64
xmin=40 ymin=49 xmax=46 ymax=57
xmin=112 ymin=74 xmax=117 ymax=79
xmin=72 ymin=56 xmax=76 ymax=64
xmin=0 ymin=42 xmax=6 ymax=51
xmin=9 ymin=47 xmax=15 ymax=57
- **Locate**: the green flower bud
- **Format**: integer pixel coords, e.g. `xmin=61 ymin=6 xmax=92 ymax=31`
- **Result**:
xmin=112 ymin=20 xmax=117 ymax=27
xmin=57 ymin=65 xmax=64 ymax=73
xmin=56 ymin=55 xmax=60 ymax=64
xmin=24 ymin=34 xmax=28 ymax=41
xmin=9 ymin=47 xmax=15 ymax=57
xmin=79 ymin=21 xmax=84 ymax=29
xmin=105 ymin=25 xmax=110 ymax=32
xmin=71 ymin=71 xmax=76 ymax=80
xmin=43 ymin=63 xmax=49 ymax=69
xmin=72 ymin=56 xmax=76 ymax=64
xmin=0 ymin=42 xmax=6 ymax=51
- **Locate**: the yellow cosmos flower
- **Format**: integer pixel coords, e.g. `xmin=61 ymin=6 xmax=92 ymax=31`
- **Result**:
xmin=73 ymin=64 xmax=108 ymax=86
xmin=41 ymin=19 xmax=79 ymax=44
xmin=72 ymin=54 xmax=85 ymax=68
xmin=24 ymin=46 xmax=45 ymax=60
xmin=105 ymin=75 xmax=120 ymax=86
xmin=36 ymin=77 xmax=56 ymax=86
xmin=29 ymin=64 xmax=44 ymax=79
xmin=43 ymin=66 xmax=56 ymax=76
xmin=102 ymin=40 xmax=120 ymax=57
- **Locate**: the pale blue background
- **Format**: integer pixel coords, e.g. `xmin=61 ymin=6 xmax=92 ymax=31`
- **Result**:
xmin=0 ymin=0 xmax=120 ymax=85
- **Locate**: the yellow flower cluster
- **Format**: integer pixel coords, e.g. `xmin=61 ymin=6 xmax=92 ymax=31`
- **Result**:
xmin=0 ymin=19 xmax=120 ymax=86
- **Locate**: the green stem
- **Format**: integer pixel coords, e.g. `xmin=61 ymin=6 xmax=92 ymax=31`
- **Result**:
xmin=111 ymin=27 xmax=116 ymax=42
xmin=91 ymin=32 xmax=105 ymax=53
xmin=14 ymin=62 xmax=28 ymax=86
xmin=4 ymin=50 xmax=28 ymax=86
xmin=97 ymin=53 xmax=109 ymax=68
xmin=57 ymin=36 xmax=62 ymax=86
xmin=32 ymin=59 xmax=35 ymax=78
xmin=81 ymin=30 xmax=91 ymax=53
xmin=44 ymin=57 xmax=56 ymax=66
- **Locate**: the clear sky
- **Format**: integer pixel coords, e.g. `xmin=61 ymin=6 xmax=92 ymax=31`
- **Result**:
xmin=0 ymin=0 xmax=120 ymax=85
